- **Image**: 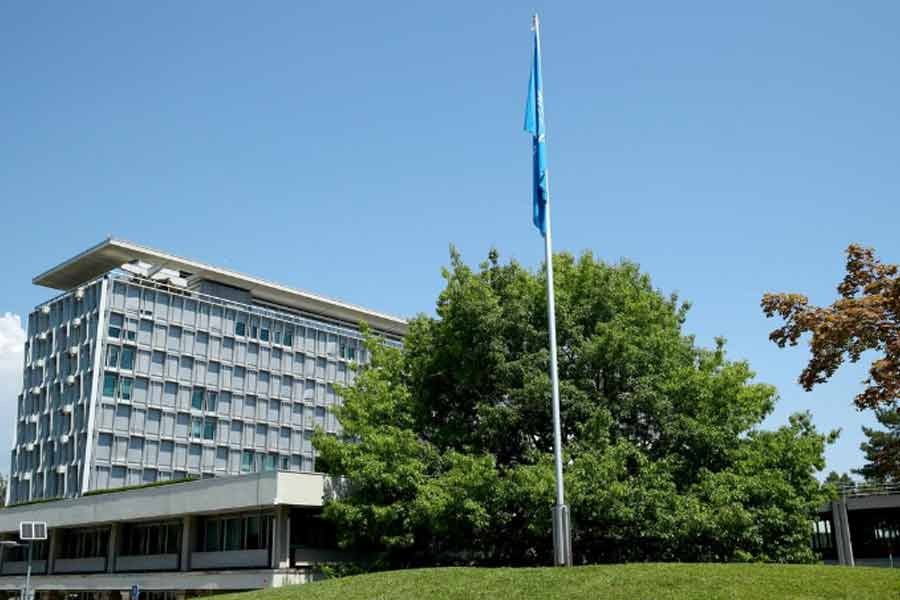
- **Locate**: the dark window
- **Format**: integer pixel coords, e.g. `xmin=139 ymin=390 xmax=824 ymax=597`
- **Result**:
xmin=192 ymin=388 xmax=204 ymax=411
xmin=120 ymin=347 xmax=135 ymax=370
xmin=103 ymin=373 xmax=117 ymax=397
xmin=108 ymin=314 xmax=124 ymax=339
xmin=224 ymin=518 xmax=241 ymax=551
xmin=106 ymin=346 xmax=120 ymax=368
xmin=203 ymin=520 xmax=221 ymax=552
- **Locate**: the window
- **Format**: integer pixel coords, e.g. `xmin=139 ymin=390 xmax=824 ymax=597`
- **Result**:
xmin=197 ymin=514 xmax=271 ymax=553
xmin=191 ymin=417 xmax=203 ymax=439
xmin=120 ymin=378 xmax=134 ymax=401
xmin=283 ymin=327 xmax=293 ymax=347
xmin=103 ymin=373 xmax=117 ymax=398
xmin=245 ymin=515 xmax=267 ymax=550
xmin=108 ymin=313 xmax=124 ymax=339
xmin=256 ymin=423 xmax=267 ymax=447
xmin=203 ymin=419 xmax=216 ymax=441
xmin=235 ymin=319 xmax=246 ymax=337
xmin=125 ymin=318 xmax=138 ymax=342
xmin=120 ymin=347 xmax=135 ymax=370
xmin=811 ymin=519 xmax=834 ymax=551
xmin=59 ymin=528 xmax=110 ymax=559
xmin=192 ymin=388 xmax=204 ymax=411
xmin=224 ymin=517 xmax=242 ymax=551
xmin=264 ymin=453 xmax=277 ymax=471
xmin=207 ymin=391 xmax=218 ymax=412
xmin=260 ymin=327 xmax=270 ymax=342
xmin=106 ymin=346 xmax=120 ymax=368
xmin=241 ymin=450 xmax=253 ymax=473
xmin=203 ymin=520 xmax=221 ymax=552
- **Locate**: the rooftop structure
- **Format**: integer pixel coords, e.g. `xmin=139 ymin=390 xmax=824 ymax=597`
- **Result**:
xmin=33 ymin=238 xmax=407 ymax=338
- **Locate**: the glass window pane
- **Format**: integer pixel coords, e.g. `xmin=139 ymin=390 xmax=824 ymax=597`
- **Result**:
xmin=103 ymin=373 xmax=117 ymax=397
xmin=192 ymin=388 xmax=204 ymax=410
xmin=204 ymin=520 xmax=221 ymax=552
xmin=120 ymin=378 xmax=133 ymax=400
xmin=106 ymin=347 xmax=120 ymax=368
xmin=225 ymin=518 xmax=241 ymax=551
xmin=121 ymin=347 xmax=135 ymax=370
xmin=245 ymin=516 xmax=261 ymax=549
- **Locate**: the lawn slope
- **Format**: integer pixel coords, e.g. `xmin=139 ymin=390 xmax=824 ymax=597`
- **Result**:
xmin=219 ymin=563 xmax=900 ymax=600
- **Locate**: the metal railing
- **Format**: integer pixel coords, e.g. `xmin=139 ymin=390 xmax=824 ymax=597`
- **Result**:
xmin=835 ymin=481 xmax=900 ymax=498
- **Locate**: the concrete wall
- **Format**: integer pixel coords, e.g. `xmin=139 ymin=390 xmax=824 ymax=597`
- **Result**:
xmin=0 ymin=568 xmax=314 ymax=592
xmin=191 ymin=550 xmax=268 ymax=570
xmin=54 ymin=557 xmax=106 ymax=574
xmin=0 ymin=561 xmax=47 ymax=576
xmin=115 ymin=554 xmax=178 ymax=572
xmin=0 ymin=471 xmax=326 ymax=533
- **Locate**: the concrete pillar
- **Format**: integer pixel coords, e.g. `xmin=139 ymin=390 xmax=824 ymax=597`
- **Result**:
xmin=180 ymin=515 xmax=193 ymax=572
xmin=107 ymin=523 xmax=119 ymax=573
xmin=174 ymin=592 xmax=186 ymax=600
xmin=119 ymin=592 xmax=129 ymax=600
xmin=271 ymin=506 xmax=291 ymax=568
xmin=45 ymin=529 xmax=58 ymax=575
xmin=832 ymin=499 xmax=855 ymax=567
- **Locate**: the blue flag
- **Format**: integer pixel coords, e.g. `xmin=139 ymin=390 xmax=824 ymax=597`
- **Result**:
xmin=524 ymin=18 xmax=548 ymax=236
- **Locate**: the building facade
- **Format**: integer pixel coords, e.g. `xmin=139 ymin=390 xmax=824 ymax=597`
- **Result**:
xmin=0 ymin=471 xmax=347 ymax=597
xmin=8 ymin=238 xmax=405 ymax=504
xmin=814 ymin=483 xmax=900 ymax=568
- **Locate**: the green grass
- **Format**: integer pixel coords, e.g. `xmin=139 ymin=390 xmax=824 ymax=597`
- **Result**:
xmin=218 ymin=563 xmax=900 ymax=600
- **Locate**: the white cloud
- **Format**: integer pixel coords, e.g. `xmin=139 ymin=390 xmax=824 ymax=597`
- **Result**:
xmin=0 ymin=313 xmax=25 ymax=475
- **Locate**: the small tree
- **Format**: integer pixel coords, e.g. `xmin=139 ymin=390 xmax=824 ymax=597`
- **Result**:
xmin=856 ymin=408 xmax=900 ymax=483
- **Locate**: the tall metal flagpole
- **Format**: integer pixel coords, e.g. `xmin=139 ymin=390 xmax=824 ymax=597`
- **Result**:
xmin=532 ymin=14 xmax=572 ymax=567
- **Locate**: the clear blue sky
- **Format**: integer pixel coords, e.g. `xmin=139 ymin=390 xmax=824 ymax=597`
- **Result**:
xmin=2 ymin=2 xmax=898 ymax=476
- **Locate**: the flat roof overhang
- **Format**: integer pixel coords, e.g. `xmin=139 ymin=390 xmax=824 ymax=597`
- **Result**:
xmin=33 ymin=238 xmax=408 ymax=337
xmin=0 ymin=472 xmax=331 ymax=532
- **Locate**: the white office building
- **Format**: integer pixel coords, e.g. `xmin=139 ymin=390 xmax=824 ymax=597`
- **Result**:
xmin=0 ymin=239 xmax=407 ymax=598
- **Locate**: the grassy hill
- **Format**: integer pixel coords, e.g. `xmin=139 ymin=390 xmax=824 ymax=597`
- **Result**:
xmin=218 ymin=563 xmax=900 ymax=600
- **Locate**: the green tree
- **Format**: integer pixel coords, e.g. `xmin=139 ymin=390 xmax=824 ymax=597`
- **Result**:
xmin=855 ymin=408 xmax=900 ymax=483
xmin=824 ymin=470 xmax=856 ymax=490
xmin=316 ymin=249 xmax=833 ymax=566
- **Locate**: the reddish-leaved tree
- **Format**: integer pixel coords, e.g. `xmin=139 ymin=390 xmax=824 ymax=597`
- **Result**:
xmin=762 ymin=244 xmax=900 ymax=411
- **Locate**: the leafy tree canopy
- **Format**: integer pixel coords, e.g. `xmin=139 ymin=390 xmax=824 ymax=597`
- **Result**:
xmin=316 ymin=249 xmax=834 ymax=566
xmin=762 ymin=244 xmax=900 ymax=411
